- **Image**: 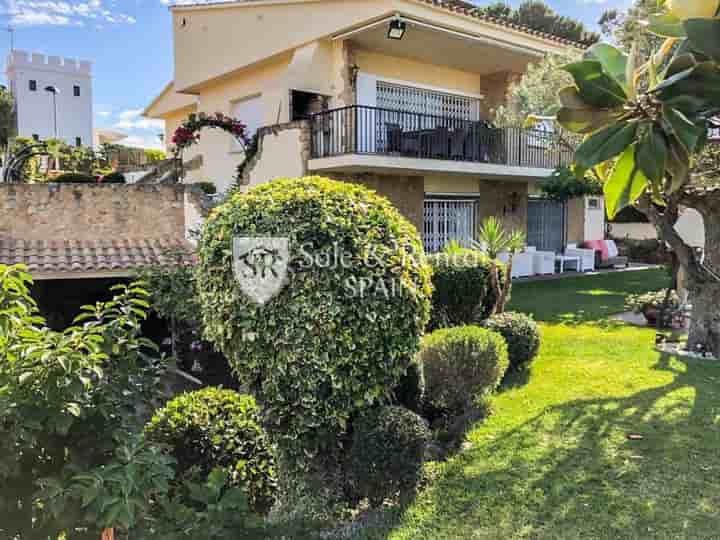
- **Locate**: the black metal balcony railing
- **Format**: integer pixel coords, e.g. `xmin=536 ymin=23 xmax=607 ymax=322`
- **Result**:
xmin=310 ymin=105 xmax=577 ymax=169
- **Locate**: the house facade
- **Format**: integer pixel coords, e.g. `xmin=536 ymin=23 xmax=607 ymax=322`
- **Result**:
xmin=144 ymin=0 xmax=603 ymax=253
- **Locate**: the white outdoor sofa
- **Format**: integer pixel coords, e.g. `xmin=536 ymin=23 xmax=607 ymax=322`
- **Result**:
xmin=525 ymin=246 xmax=555 ymax=275
xmin=565 ymin=243 xmax=596 ymax=272
xmin=498 ymin=250 xmax=534 ymax=279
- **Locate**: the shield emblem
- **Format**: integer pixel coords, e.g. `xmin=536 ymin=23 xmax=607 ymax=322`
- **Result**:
xmin=233 ymin=236 xmax=290 ymax=305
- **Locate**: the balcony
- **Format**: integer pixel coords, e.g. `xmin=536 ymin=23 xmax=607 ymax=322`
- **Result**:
xmin=309 ymin=105 xmax=576 ymax=177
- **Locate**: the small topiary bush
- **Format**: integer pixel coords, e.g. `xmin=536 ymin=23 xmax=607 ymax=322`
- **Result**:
xmin=100 ymin=171 xmax=126 ymax=184
xmin=53 ymin=172 xmax=97 ymax=184
xmin=144 ymin=387 xmax=276 ymax=514
xmin=196 ymin=176 xmax=432 ymax=503
xmin=349 ymin=406 xmax=430 ymax=506
xmin=420 ymin=326 xmax=508 ymax=419
xmin=194 ymin=181 xmax=218 ymax=195
xmin=427 ymin=251 xmax=499 ymax=329
xmin=481 ymin=312 xmax=540 ymax=371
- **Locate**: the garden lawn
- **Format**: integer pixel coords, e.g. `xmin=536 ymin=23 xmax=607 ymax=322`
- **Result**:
xmin=362 ymin=268 xmax=720 ymax=539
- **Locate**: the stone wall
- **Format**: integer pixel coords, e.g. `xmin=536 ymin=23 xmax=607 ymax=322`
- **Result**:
xmin=0 ymin=183 xmax=204 ymax=242
xmin=329 ymin=173 xmax=425 ymax=233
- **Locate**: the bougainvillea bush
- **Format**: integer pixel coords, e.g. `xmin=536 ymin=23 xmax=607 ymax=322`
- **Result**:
xmin=195 ymin=176 xmax=432 ymax=506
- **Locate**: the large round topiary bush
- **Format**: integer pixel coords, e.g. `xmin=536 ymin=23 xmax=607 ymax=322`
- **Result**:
xmin=481 ymin=311 xmax=540 ymax=371
xmin=420 ymin=326 xmax=508 ymax=418
xmin=349 ymin=405 xmax=430 ymax=506
xmin=144 ymin=387 xmax=276 ymax=514
xmin=427 ymin=251 xmax=499 ymax=329
xmin=195 ymin=176 xmax=432 ymax=468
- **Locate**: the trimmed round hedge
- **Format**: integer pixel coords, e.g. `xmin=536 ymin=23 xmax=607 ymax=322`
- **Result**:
xmin=196 ymin=176 xmax=433 ymax=463
xmin=144 ymin=387 xmax=276 ymax=514
xmin=349 ymin=406 xmax=430 ymax=506
xmin=427 ymin=251 xmax=499 ymax=330
xmin=420 ymin=326 xmax=509 ymax=417
xmin=482 ymin=312 xmax=540 ymax=371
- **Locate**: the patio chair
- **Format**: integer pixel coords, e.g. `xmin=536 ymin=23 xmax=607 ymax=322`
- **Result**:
xmin=450 ymin=128 xmax=467 ymax=160
xmin=565 ymin=243 xmax=595 ymax=272
xmin=431 ymin=127 xmax=450 ymax=159
xmin=385 ymin=123 xmax=402 ymax=153
xmin=525 ymin=246 xmax=555 ymax=275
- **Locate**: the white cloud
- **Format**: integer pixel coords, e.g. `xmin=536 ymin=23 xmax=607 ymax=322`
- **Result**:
xmin=5 ymin=0 xmax=136 ymax=26
xmin=122 ymin=133 xmax=164 ymax=150
xmin=96 ymin=110 xmax=111 ymax=117
xmin=113 ymin=108 xmax=163 ymax=130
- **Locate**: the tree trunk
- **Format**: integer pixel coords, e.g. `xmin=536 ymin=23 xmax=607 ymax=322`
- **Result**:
xmin=489 ymin=262 xmax=503 ymax=316
xmin=686 ymin=277 xmax=720 ymax=355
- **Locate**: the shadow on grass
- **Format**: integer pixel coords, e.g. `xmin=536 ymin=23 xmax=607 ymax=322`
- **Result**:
xmin=356 ymin=353 xmax=720 ymax=539
xmin=499 ymin=367 xmax=531 ymax=392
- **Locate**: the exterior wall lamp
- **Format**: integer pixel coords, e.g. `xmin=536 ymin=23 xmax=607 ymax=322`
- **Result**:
xmin=387 ymin=18 xmax=406 ymax=40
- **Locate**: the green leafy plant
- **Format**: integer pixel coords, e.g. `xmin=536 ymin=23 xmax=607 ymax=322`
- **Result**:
xmin=427 ymin=250 xmax=499 ymax=329
xmin=475 ymin=217 xmax=526 ymax=315
xmin=145 ymin=387 xmax=276 ymax=514
xmin=348 ymin=406 xmax=430 ymax=507
xmin=549 ymin=2 xmax=720 ymax=354
xmin=100 ymin=171 xmax=126 ymax=184
xmin=419 ymin=326 xmax=509 ymax=420
xmin=481 ymin=311 xmax=541 ymax=371
xmin=53 ymin=171 xmax=98 ymax=183
xmin=0 ymin=264 xmax=167 ymax=538
xmin=196 ymin=176 xmax=432 ymax=507
xmin=539 ymin=166 xmax=604 ymax=201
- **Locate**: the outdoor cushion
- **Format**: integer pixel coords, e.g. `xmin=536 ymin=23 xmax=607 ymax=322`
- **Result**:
xmin=583 ymin=240 xmax=609 ymax=261
xmin=606 ymin=239 xmax=619 ymax=258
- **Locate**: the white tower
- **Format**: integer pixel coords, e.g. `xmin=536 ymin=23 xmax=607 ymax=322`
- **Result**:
xmin=6 ymin=50 xmax=93 ymax=147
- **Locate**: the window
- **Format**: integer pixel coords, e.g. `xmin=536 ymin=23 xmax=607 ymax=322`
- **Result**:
xmin=230 ymin=95 xmax=263 ymax=152
xmin=376 ymin=81 xmax=480 ymax=121
xmin=29 ymin=80 xmax=37 ymax=91
xmin=75 ymin=137 xmax=82 ymax=147
xmin=73 ymin=85 xmax=80 ymax=97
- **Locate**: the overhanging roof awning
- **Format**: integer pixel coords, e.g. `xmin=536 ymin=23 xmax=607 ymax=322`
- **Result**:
xmin=0 ymin=237 xmax=195 ymax=280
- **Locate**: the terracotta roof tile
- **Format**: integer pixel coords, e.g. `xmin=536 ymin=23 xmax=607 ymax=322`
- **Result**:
xmin=0 ymin=237 xmax=195 ymax=277
xmin=414 ymin=0 xmax=590 ymax=48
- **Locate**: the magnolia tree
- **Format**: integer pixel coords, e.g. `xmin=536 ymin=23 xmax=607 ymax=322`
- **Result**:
xmin=549 ymin=0 xmax=720 ymax=353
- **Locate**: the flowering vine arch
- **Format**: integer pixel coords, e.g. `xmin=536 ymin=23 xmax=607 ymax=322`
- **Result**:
xmin=171 ymin=112 xmax=255 ymax=183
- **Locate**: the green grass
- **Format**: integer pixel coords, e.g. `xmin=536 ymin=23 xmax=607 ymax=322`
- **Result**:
xmin=357 ymin=269 xmax=720 ymax=539
xmin=507 ymin=267 xmax=669 ymax=323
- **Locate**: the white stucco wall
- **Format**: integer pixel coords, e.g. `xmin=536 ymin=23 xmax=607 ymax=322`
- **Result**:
xmin=244 ymin=127 xmax=306 ymax=190
xmin=7 ymin=50 xmax=93 ymax=147
xmin=610 ymin=208 xmax=705 ymax=248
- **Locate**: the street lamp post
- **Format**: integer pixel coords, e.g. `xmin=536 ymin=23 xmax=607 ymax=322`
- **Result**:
xmin=44 ymin=85 xmax=59 ymax=139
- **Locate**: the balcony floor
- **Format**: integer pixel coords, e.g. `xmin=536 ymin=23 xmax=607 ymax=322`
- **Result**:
xmin=308 ymin=153 xmax=556 ymax=180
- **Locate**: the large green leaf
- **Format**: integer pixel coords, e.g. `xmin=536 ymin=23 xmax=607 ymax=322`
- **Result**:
xmin=666 ymin=140 xmax=690 ymax=193
xmin=604 ymin=145 xmax=649 ymax=219
xmin=557 ymin=107 xmax=622 ymax=134
xmin=663 ymin=105 xmax=705 ymax=153
xmin=684 ymin=18 xmax=720 ymax=63
xmin=558 ymin=86 xmax=590 ymax=109
xmin=584 ymin=43 xmax=629 ymax=90
xmin=636 ymin=126 xmax=668 ymax=183
xmin=656 ymin=62 xmax=720 ymax=108
xmin=647 ymin=13 xmax=687 ymax=38
xmin=575 ymin=121 xmax=639 ymax=171
xmin=562 ymin=61 xmax=628 ymax=109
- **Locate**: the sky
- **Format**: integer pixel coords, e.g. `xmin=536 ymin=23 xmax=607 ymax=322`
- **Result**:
xmin=0 ymin=0 xmax=632 ymax=149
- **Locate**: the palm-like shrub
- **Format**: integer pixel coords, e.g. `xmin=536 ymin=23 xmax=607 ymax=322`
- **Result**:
xmin=475 ymin=217 xmax=525 ymax=315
